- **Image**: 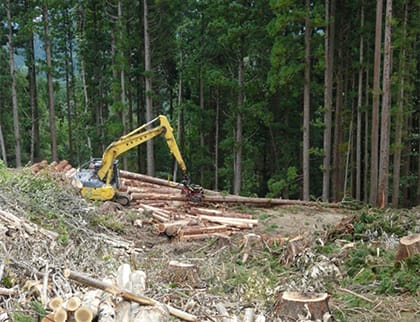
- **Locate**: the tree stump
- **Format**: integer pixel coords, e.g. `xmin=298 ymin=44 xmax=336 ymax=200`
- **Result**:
xmin=162 ymin=260 xmax=206 ymax=288
xmin=274 ymin=292 xmax=332 ymax=321
xmin=395 ymin=234 xmax=420 ymax=261
xmin=281 ymin=235 xmax=310 ymax=265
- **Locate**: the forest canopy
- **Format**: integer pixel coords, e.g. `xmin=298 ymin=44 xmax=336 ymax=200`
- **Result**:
xmin=0 ymin=0 xmax=419 ymax=208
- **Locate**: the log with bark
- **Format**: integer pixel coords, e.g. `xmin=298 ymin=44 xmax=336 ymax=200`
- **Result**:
xmin=395 ymin=233 xmax=420 ymax=261
xmin=274 ymin=291 xmax=332 ymax=321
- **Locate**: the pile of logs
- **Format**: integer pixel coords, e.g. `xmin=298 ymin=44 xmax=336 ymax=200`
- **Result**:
xmin=31 ymin=160 xmax=260 ymax=240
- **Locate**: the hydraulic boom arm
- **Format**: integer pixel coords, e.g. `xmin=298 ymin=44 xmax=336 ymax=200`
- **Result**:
xmin=97 ymin=115 xmax=187 ymax=185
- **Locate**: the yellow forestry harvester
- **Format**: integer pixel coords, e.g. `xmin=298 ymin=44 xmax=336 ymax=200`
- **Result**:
xmin=73 ymin=115 xmax=203 ymax=206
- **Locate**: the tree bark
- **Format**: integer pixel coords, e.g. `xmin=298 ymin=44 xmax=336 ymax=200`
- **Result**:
xmin=322 ymin=0 xmax=335 ymax=202
xmin=395 ymin=234 xmax=420 ymax=261
xmin=274 ymin=292 xmax=331 ymax=321
xmin=356 ymin=5 xmax=364 ymax=201
xmin=144 ymin=0 xmax=155 ymax=176
xmin=369 ymin=0 xmax=383 ymax=205
xmin=303 ymin=0 xmax=311 ymax=201
xmin=233 ymin=56 xmax=244 ymax=195
xmin=392 ymin=3 xmax=408 ymax=208
xmin=118 ymin=0 xmax=128 ymax=171
xmin=214 ymin=88 xmax=220 ymax=191
xmin=25 ymin=2 xmax=40 ymax=164
xmin=7 ymin=0 xmax=21 ymax=167
xmin=43 ymin=4 xmax=58 ymax=162
xmin=377 ymin=0 xmax=392 ymax=208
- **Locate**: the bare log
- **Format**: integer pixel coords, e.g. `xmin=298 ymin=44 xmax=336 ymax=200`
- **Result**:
xmin=64 ymin=269 xmax=197 ymax=321
xmin=197 ymin=214 xmax=257 ymax=228
xmin=0 ymin=287 xmax=16 ymax=296
xmin=120 ymin=170 xmax=219 ymax=196
xmin=395 ymin=234 xmax=420 ymax=261
xmin=274 ymin=292 xmax=331 ymax=321
xmin=188 ymin=207 xmax=253 ymax=219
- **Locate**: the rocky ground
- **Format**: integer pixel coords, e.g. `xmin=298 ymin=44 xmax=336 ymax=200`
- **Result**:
xmin=0 ymin=161 xmax=419 ymax=321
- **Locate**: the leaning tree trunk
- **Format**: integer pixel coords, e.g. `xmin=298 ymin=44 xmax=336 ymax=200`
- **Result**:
xmin=377 ymin=0 xmax=392 ymax=208
xmin=0 ymin=122 xmax=7 ymax=166
xmin=7 ymin=0 xmax=21 ymax=167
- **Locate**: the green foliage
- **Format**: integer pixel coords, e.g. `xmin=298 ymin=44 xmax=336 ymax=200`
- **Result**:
xmin=267 ymin=166 xmax=299 ymax=198
xmin=343 ymin=245 xmax=419 ymax=296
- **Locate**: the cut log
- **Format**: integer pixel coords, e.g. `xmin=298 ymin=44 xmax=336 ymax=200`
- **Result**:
xmin=180 ymin=224 xmax=228 ymax=236
xmin=48 ymin=296 xmax=63 ymax=311
xmin=196 ymin=214 xmax=257 ymax=228
xmin=66 ymin=296 xmax=82 ymax=311
xmin=395 ymin=234 xmax=420 ymax=261
xmin=162 ymin=260 xmax=205 ymax=289
xmin=64 ymin=269 xmax=197 ymax=321
xmin=130 ymin=192 xmax=339 ymax=208
xmin=0 ymin=287 xmax=16 ymax=296
xmin=188 ymin=207 xmax=253 ymax=219
xmin=155 ymin=219 xmax=195 ymax=235
xmin=274 ymin=292 xmax=331 ymax=321
xmin=120 ymin=170 xmax=219 ymax=196
xmin=75 ymin=306 xmax=93 ymax=322
xmin=54 ymin=307 xmax=68 ymax=322
xmin=40 ymin=313 xmax=55 ymax=322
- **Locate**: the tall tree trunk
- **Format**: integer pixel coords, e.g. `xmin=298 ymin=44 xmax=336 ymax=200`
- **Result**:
xmin=233 ymin=56 xmax=244 ymax=195
xmin=377 ymin=0 xmax=392 ymax=208
xmin=174 ymin=62 xmax=183 ymax=182
xmin=369 ymin=0 xmax=383 ymax=205
xmin=392 ymin=2 xmax=408 ymax=208
xmin=356 ymin=5 xmax=364 ymax=201
xmin=118 ymin=0 xmax=128 ymax=170
xmin=199 ymin=66 xmax=205 ymax=186
xmin=332 ymin=36 xmax=343 ymax=202
xmin=322 ymin=0 xmax=335 ymax=202
xmin=144 ymin=0 xmax=154 ymax=176
xmin=25 ymin=0 xmax=40 ymax=164
xmin=43 ymin=4 xmax=58 ymax=162
xmin=303 ymin=0 xmax=311 ymax=201
xmin=63 ymin=9 xmax=73 ymax=162
xmin=7 ymin=0 xmax=21 ymax=167
xmin=364 ymin=67 xmax=370 ymax=203
xmin=214 ymin=88 xmax=220 ymax=191
xmin=68 ymin=18 xmax=79 ymax=165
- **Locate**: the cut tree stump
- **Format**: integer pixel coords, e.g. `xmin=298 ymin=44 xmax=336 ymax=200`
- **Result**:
xmin=162 ymin=260 xmax=206 ymax=289
xmin=274 ymin=292 xmax=331 ymax=321
xmin=395 ymin=234 xmax=420 ymax=261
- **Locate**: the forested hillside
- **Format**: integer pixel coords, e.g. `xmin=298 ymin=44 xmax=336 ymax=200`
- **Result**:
xmin=0 ymin=0 xmax=419 ymax=208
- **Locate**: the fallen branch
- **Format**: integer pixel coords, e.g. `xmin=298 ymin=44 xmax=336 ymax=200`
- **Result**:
xmin=64 ymin=269 xmax=197 ymax=321
xmin=337 ymin=287 xmax=375 ymax=304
